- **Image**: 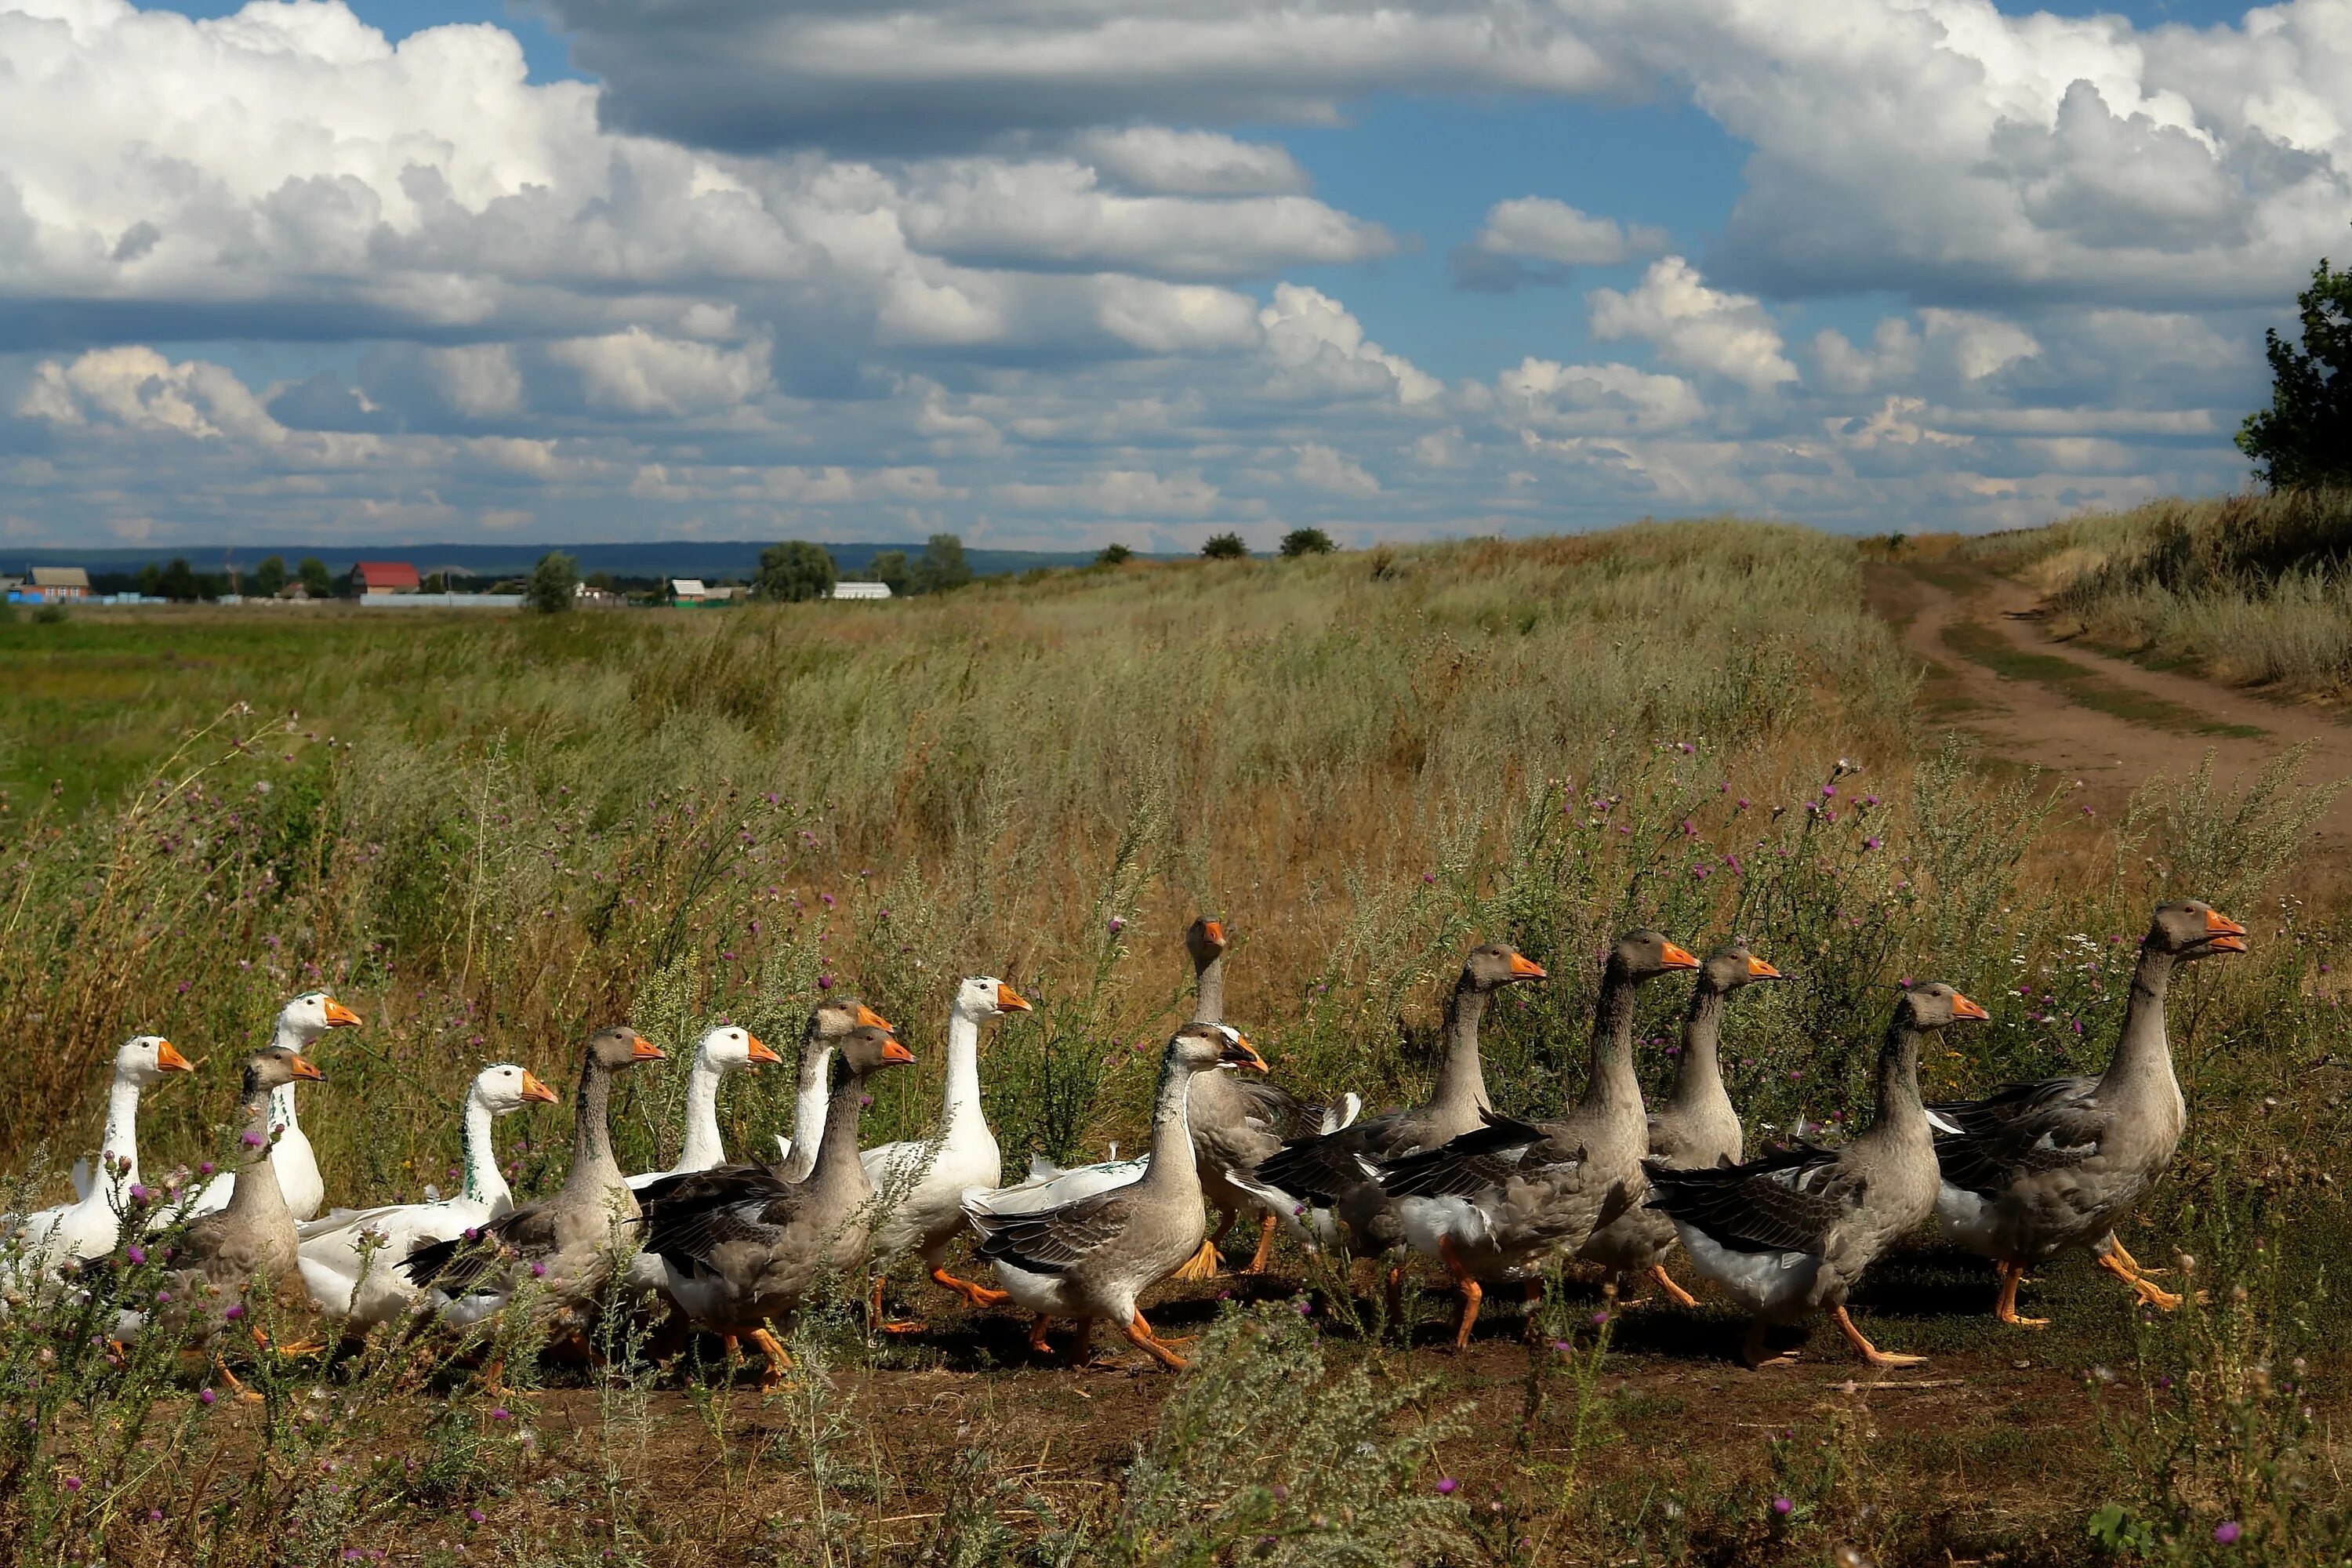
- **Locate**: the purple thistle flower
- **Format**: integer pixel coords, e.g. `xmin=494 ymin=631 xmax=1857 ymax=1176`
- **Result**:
xmin=222 ymin=1303 xmax=243 ymax=1319
xmin=490 ymin=1407 xmax=511 ymax=1421
xmin=62 ymin=1475 xmax=82 ymax=1493
xmin=241 ymin=1131 xmax=264 ymax=1148
xmin=530 ymin=1262 xmax=547 ymax=1278
xmin=1108 ymin=916 xmax=1125 ymax=934
xmin=1434 ymin=1477 xmax=1458 ymax=1496
xmin=466 ymin=1508 xmax=486 ymax=1524
xmin=199 ymin=1388 xmax=216 ymax=1405
xmin=2214 ymin=1522 xmax=2241 ymax=1545
xmin=1772 ymin=1497 xmax=1792 ymax=1516
xmin=125 ymin=1245 xmax=146 ymax=1265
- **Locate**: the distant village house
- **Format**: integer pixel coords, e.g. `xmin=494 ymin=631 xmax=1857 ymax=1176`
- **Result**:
xmin=20 ymin=567 xmax=90 ymax=602
xmin=832 ymin=581 xmax=891 ymax=600
xmin=354 ymin=561 xmax=421 ymax=594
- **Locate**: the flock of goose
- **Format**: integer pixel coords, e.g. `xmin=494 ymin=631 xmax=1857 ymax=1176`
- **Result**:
xmin=2 ymin=901 xmax=2245 ymax=1392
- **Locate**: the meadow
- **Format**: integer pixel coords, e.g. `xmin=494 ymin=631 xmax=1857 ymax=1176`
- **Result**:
xmin=1 ymin=520 xmax=2347 ymax=1566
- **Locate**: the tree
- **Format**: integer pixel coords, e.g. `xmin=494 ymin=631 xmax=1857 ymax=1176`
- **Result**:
xmin=1201 ymin=532 xmax=1249 ymax=560
xmin=527 ymin=550 xmax=579 ymax=614
xmin=1279 ymin=528 xmax=1336 ymax=558
xmin=2238 ymin=244 xmax=2352 ymax=489
xmin=158 ymin=558 xmax=201 ymax=602
xmin=910 ymin=533 xmax=972 ymax=595
xmin=136 ymin=564 xmax=162 ymax=599
xmin=866 ymin=550 xmax=912 ymax=593
xmin=252 ymin=556 xmax=287 ymax=597
xmin=297 ymin=557 xmax=332 ymax=598
xmin=1094 ymin=543 xmax=1134 ymax=568
xmin=756 ymin=540 xmax=838 ymax=602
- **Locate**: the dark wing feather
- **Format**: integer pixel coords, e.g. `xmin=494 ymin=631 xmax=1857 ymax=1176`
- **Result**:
xmin=1225 ymin=1075 xmax=1309 ymax=1136
xmin=1375 ymin=1112 xmax=1554 ymax=1199
xmin=398 ymin=1203 xmax=545 ymax=1292
xmin=1250 ymin=1109 xmax=1420 ymax=1204
xmin=1642 ymin=1145 xmax=1854 ymax=1256
xmin=970 ymin=1190 xmax=1134 ymax=1276
xmin=1929 ymin=1076 xmax=2106 ymax=1197
xmin=639 ymin=1164 xmax=809 ymax=1274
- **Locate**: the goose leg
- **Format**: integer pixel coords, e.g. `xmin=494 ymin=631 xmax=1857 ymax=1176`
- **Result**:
xmin=1831 ymin=1305 xmax=1925 ymax=1367
xmin=1122 ymin=1310 xmax=1189 ymax=1373
xmin=1994 ymin=1260 xmax=2049 ymax=1327
xmin=1740 ymin=1320 xmax=1801 ymax=1369
xmin=2103 ymin=1238 xmax=2168 ymax=1277
xmin=1027 ymin=1314 xmax=1055 ymax=1358
xmin=873 ymin=1274 xmax=927 ymax=1335
xmin=928 ymin=1265 xmax=1010 ymax=1308
xmin=747 ymin=1328 xmax=793 ymax=1388
xmin=1648 ymin=1265 xmax=1700 ymax=1309
xmin=1438 ymin=1238 xmax=1482 ymax=1352
xmin=214 ymin=1357 xmax=263 ymax=1403
xmin=1245 ymin=1214 xmax=1279 ymax=1276
xmin=1383 ymin=1263 xmax=1407 ymax=1323
xmin=2095 ymin=1247 xmax=2183 ymax=1311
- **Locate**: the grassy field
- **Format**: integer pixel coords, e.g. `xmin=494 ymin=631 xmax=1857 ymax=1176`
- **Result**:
xmin=1959 ymin=488 xmax=2352 ymax=702
xmin=2 ymin=521 xmax=2348 ymax=1566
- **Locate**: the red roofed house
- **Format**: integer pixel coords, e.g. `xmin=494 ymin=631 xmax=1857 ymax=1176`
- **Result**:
xmin=353 ymin=561 xmax=421 ymax=595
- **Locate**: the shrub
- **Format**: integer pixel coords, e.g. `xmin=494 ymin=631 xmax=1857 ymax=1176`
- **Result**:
xmin=526 ymin=550 xmax=579 ymax=614
xmin=1279 ymin=527 xmax=1335 ymax=558
xmin=1201 ymin=532 xmax=1248 ymax=559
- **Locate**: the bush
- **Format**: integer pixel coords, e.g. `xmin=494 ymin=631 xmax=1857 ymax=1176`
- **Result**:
xmin=755 ymin=540 xmax=838 ymax=602
xmin=1094 ymin=543 xmax=1134 ymax=568
xmin=1279 ymin=527 xmax=1336 ymax=558
xmin=1201 ymin=532 xmax=1248 ymax=560
xmin=526 ymin=550 xmax=579 ymax=614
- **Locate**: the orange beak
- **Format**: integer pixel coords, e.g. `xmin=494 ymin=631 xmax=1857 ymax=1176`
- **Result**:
xmin=1660 ymin=942 xmax=1701 ymax=971
xmin=631 ymin=1035 xmax=665 ymax=1061
xmin=880 ymin=1033 xmax=916 ymax=1066
xmin=1949 ymin=992 xmax=1991 ymax=1022
xmin=1201 ymin=919 xmax=1227 ymax=947
xmin=1220 ymin=1032 xmax=1271 ymax=1074
xmin=1506 ymin=951 xmax=1548 ymax=981
xmin=156 ymin=1040 xmax=194 ymax=1073
xmin=1745 ymin=955 xmax=1784 ymax=980
xmin=2205 ymin=908 xmax=2249 ymax=953
xmin=855 ymin=1002 xmax=894 ymax=1032
xmin=995 ymin=982 xmax=1033 ymax=1013
xmin=321 ymin=999 xmax=362 ymax=1029
xmin=745 ymin=1034 xmax=782 ymax=1066
xmin=519 ymin=1070 xmax=559 ymax=1105
xmin=288 ymin=1054 xmax=326 ymax=1082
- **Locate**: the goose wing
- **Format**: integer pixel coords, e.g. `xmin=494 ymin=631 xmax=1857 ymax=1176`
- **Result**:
xmin=400 ymin=1200 xmax=559 ymax=1292
xmin=1643 ymin=1145 xmax=1855 ymax=1257
xmin=969 ymin=1188 xmax=1136 ymax=1276
xmin=1250 ymin=1109 xmax=1420 ymax=1206
xmin=1374 ymin=1112 xmax=1556 ymax=1199
xmin=1929 ymin=1076 xmax=2108 ymax=1196
xmin=637 ymin=1163 xmax=812 ymax=1273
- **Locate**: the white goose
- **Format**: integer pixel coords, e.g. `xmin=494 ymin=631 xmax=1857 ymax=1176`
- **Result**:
xmin=3 ymin=1036 xmax=193 ymax=1289
xmin=863 ymin=977 xmax=1031 ymax=1327
xmin=295 ymin=1063 xmax=559 ymax=1328
xmin=170 ymin=992 xmax=361 ymax=1223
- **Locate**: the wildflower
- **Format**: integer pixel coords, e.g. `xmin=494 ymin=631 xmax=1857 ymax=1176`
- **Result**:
xmin=530 ymin=1262 xmax=547 ymax=1278
xmin=820 ymin=893 xmax=835 ymax=908
xmin=148 ymin=1509 xmax=163 ymax=1522
xmin=860 ymin=1093 xmax=873 ymax=1107
xmin=62 ymin=1475 xmax=82 ymax=1493
xmin=1822 ymin=784 xmax=1835 ymax=798
xmin=223 ymin=1303 xmax=243 ymax=1319
xmin=490 ymin=1407 xmax=511 ymax=1421
xmin=199 ymin=1389 xmax=216 ymax=1405
xmin=1434 ymin=1477 xmax=1458 ymax=1495
xmin=1550 ymin=1339 xmax=1572 ymax=1352
xmin=1772 ymin=1497 xmax=1792 ymax=1516
xmin=2213 ymin=1522 xmax=2241 ymax=1545
xmin=128 ymin=1183 xmax=150 ymax=1203
xmin=1864 ymin=837 xmax=1880 ymax=851
xmin=1422 ymin=872 xmax=1436 ymax=884
xmin=817 ymin=974 xmax=833 ymax=990
xmin=1736 ymin=798 xmax=1750 ymax=811
xmin=241 ymin=1131 xmax=264 ymax=1148
xmin=1590 ymin=1311 xmax=1609 ymax=1326
xmin=466 ymin=1509 xmax=486 ymax=1524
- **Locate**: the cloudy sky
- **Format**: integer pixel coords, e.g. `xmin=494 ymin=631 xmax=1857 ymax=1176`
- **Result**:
xmin=2 ymin=0 xmax=2345 ymax=550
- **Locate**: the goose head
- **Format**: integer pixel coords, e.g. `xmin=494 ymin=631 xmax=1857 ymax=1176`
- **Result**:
xmin=839 ymin=1024 xmax=916 ymax=1076
xmin=1463 ymin=942 xmax=1548 ymax=991
xmin=954 ymin=975 xmax=1033 ymax=1022
xmin=1700 ymin=945 xmax=1785 ymax=994
xmin=471 ymin=1062 xmax=561 ymax=1115
xmin=1612 ymin=931 xmax=1701 ymax=982
xmin=278 ymin=991 xmax=363 ymax=1045
xmin=115 ymin=1034 xmax=194 ymax=1086
xmin=2149 ymin=899 xmax=2248 ymax=960
xmin=1169 ymin=1021 xmax=1269 ymax=1076
xmin=694 ymin=1024 xmax=782 ymax=1073
xmin=811 ymin=997 xmax=895 ymax=1042
xmin=246 ymin=1047 xmax=326 ymax=1097
xmin=589 ymin=1025 xmax=665 ymax=1073
xmin=1184 ymin=916 xmax=1229 ymax=968
xmin=1899 ymin=982 xmax=1991 ymax=1030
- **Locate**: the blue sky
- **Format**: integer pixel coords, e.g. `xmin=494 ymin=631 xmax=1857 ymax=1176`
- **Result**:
xmin=2 ymin=0 xmax=2344 ymax=550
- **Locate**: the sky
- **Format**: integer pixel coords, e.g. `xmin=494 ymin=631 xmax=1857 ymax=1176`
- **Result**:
xmin=0 ymin=0 xmax=2344 ymax=551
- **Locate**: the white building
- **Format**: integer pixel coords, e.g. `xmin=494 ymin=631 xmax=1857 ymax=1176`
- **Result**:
xmin=832 ymin=581 xmax=891 ymax=600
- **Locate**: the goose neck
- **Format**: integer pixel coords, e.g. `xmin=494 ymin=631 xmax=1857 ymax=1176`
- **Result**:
xmin=458 ymin=1089 xmax=506 ymax=1208
xmin=2100 ymin=946 xmax=2179 ymax=1092
xmin=676 ymin=1050 xmax=728 ymax=1171
xmin=786 ymin=1044 xmax=833 ymax=1181
xmin=1430 ymin=978 xmax=1493 ymax=1118
xmin=564 ymin=1058 xmax=623 ymax=1196
xmin=942 ymin=1008 xmax=985 ymax=1130
xmin=1873 ymin=1016 xmax=1928 ymax=1134
xmin=1138 ymin=1054 xmax=1201 ymax=1194
xmin=807 ymin=1063 xmax=870 ymax=1200
xmin=1668 ymin=986 xmax=1728 ymax=1111
xmin=223 ymin=1087 xmax=290 ymax=1223
xmin=1192 ymin=953 xmax=1226 ymax=1026
xmin=1580 ymin=955 xmax=1642 ymax=1114
xmin=98 ymin=1073 xmax=145 ymax=1196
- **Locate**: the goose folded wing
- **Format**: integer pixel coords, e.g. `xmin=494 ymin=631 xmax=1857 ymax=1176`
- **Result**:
xmin=970 ymin=1189 xmax=1135 ymax=1276
xmin=1375 ymin=1112 xmax=1554 ymax=1199
xmin=1250 ymin=1109 xmax=1417 ymax=1204
xmin=1929 ymin=1076 xmax=2107 ymax=1196
xmin=640 ymin=1167 xmax=808 ymax=1272
xmin=1225 ymin=1075 xmax=1308 ymax=1137
xmin=1644 ymin=1145 xmax=1855 ymax=1256
xmin=401 ymin=1203 xmax=549 ymax=1291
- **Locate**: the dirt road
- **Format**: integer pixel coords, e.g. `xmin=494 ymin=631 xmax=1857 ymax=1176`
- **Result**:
xmin=1864 ymin=559 xmax=2352 ymax=861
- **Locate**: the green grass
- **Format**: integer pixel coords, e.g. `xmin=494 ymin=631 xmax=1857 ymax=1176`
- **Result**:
xmin=1936 ymin=616 xmax=2270 ymax=738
